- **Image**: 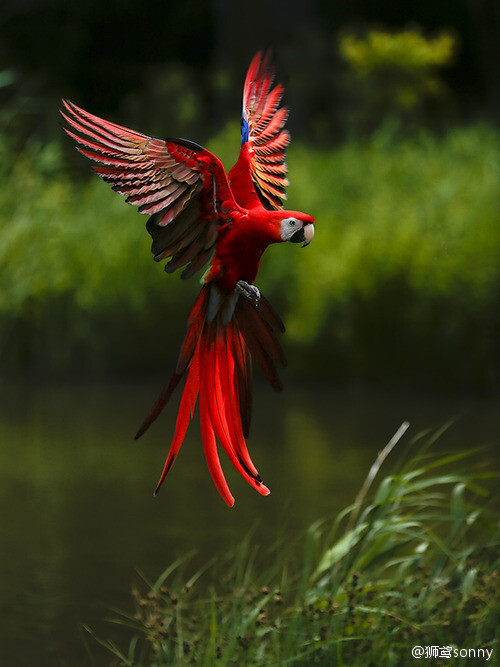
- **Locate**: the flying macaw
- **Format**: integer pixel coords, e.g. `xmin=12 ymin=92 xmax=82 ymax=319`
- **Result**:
xmin=61 ymin=51 xmax=315 ymax=506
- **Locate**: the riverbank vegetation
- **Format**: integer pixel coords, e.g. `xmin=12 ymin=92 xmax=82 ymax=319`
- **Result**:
xmin=92 ymin=427 xmax=499 ymax=665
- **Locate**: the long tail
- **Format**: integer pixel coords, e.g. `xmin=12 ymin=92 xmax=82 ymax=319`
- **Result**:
xmin=136 ymin=284 xmax=286 ymax=506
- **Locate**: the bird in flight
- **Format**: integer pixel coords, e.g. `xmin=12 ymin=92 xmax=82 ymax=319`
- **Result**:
xmin=61 ymin=51 xmax=315 ymax=506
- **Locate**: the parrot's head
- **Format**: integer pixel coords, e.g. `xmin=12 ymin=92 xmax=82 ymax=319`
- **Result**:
xmin=278 ymin=212 xmax=315 ymax=247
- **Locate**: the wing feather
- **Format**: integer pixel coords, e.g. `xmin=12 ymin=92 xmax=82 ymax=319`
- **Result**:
xmin=228 ymin=51 xmax=290 ymax=210
xmin=61 ymin=99 xmax=238 ymax=278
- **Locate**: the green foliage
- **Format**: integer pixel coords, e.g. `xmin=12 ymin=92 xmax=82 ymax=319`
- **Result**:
xmin=93 ymin=429 xmax=499 ymax=665
xmin=339 ymin=29 xmax=456 ymax=127
xmin=340 ymin=30 xmax=455 ymax=76
xmin=1 ymin=124 xmax=499 ymax=387
xmin=267 ymin=123 xmax=500 ymax=388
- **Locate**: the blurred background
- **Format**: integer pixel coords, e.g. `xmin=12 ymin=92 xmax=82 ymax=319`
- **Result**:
xmin=0 ymin=0 xmax=499 ymax=664
xmin=1 ymin=0 xmax=499 ymax=387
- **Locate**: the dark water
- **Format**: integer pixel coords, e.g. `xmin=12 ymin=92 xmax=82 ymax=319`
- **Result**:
xmin=0 ymin=381 xmax=498 ymax=665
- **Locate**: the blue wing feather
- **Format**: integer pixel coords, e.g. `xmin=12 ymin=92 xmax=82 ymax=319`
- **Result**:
xmin=241 ymin=117 xmax=249 ymax=145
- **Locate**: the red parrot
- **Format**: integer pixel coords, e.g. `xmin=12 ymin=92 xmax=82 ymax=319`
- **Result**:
xmin=61 ymin=51 xmax=315 ymax=506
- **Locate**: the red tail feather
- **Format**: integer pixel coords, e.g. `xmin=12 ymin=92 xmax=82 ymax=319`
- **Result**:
xmin=140 ymin=285 xmax=282 ymax=505
xmin=153 ymin=335 xmax=201 ymax=495
xmin=224 ymin=327 xmax=259 ymax=471
xmin=198 ymin=344 xmax=235 ymax=507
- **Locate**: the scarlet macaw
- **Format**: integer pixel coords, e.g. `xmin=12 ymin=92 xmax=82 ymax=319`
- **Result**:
xmin=61 ymin=51 xmax=315 ymax=506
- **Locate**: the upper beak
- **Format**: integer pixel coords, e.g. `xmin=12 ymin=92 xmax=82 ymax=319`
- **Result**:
xmin=290 ymin=223 xmax=315 ymax=247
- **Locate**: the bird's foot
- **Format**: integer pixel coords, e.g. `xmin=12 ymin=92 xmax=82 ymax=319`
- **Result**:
xmin=236 ymin=280 xmax=260 ymax=305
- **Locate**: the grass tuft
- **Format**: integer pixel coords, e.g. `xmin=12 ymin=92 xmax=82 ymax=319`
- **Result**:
xmin=93 ymin=426 xmax=499 ymax=665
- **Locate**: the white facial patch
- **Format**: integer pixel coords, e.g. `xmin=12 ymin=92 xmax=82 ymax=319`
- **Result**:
xmin=280 ymin=217 xmax=301 ymax=241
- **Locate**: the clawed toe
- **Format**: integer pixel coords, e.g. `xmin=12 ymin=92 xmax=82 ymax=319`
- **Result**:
xmin=236 ymin=280 xmax=261 ymax=305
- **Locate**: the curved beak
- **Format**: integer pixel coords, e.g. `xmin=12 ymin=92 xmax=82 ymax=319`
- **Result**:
xmin=301 ymin=223 xmax=314 ymax=248
xmin=290 ymin=223 xmax=315 ymax=247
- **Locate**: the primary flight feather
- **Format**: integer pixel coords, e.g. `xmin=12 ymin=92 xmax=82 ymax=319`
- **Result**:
xmin=61 ymin=51 xmax=315 ymax=506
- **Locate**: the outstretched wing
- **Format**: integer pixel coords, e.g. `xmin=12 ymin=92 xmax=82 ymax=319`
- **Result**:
xmin=228 ymin=50 xmax=290 ymax=210
xmin=61 ymin=100 xmax=238 ymax=279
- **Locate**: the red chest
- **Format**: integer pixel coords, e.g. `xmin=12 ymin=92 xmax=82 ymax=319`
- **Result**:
xmin=210 ymin=218 xmax=273 ymax=292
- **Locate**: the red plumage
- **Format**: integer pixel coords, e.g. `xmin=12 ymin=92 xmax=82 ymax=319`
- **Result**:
xmin=61 ymin=50 xmax=314 ymax=506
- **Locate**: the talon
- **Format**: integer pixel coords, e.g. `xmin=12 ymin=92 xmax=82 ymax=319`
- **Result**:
xmin=236 ymin=280 xmax=261 ymax=305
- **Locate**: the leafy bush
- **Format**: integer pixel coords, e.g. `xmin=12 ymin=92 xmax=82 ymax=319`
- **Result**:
xmin=267 ymin=123 xmax=500 ymax=389
xmin=339 ymin=28 xmax=456 ymax=129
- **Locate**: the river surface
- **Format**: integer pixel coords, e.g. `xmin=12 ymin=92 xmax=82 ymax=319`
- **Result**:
xmin=0 ymin=380 xmax=498 ymax=665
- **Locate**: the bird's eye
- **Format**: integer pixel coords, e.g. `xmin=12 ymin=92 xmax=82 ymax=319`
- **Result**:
xmin=289 ymin=219 xmax=296 ymax=227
